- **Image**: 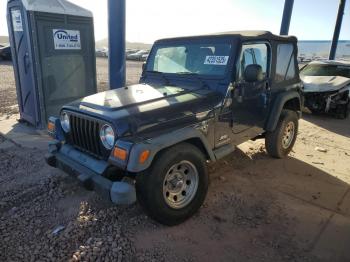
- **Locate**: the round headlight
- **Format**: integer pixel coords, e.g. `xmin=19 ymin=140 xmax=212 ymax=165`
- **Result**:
xmin=100 ymin=124 xmax=115 ymax=149
xmin=60 ymin=112 xmax=70 ymax=133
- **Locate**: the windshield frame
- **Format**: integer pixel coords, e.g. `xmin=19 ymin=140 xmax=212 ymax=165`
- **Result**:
xmin=145 ymin=36 xmax=239 ymax=80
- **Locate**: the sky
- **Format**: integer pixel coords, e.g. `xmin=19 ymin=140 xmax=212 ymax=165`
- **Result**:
xmin=1 ymin=0 xmax=350 ymax=43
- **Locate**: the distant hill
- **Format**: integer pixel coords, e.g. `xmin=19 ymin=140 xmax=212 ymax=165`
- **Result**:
xmin=0 ymin=36 xmax=9 ymax=45
xmin=1 ymin=36 xmax=151 ymax=49
xmin=96 ymin=38 xmax=152 ymax=50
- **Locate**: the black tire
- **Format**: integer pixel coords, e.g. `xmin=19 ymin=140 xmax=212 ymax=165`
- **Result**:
xmin=135 ymin=143 xmax=208 ymax=226
xmin=265 ymin=109 xmax=298 ymax=158
xmin=335 ymin=102 xmax=349 ymax=119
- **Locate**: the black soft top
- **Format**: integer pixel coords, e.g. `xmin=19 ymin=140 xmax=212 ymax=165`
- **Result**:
xmin=156 ymin=31 xmax=297 ymax=43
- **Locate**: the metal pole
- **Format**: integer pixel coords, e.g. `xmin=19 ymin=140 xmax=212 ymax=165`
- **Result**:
xmin=280 ymin=0 xmax=294 ymax=35
xmin=108 ymin=0 xmax=126 ymax=89
xmin=329 ymin=0 xmax=346 ymax=60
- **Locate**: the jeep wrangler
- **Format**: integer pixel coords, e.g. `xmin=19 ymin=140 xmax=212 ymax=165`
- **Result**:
xmin=46 ymin=31 xmax=302 ymax=225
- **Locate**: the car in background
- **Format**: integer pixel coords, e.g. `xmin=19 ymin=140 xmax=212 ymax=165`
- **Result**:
xmin=127 ymin=50 xmax=149 ymax=61
xmin=300 ymin=60 xmax=350 ymax=119
xmin=126 ymin=49 xmax=138 ymax=55
xmin=141 ymin=53 xmax=148 ymax=61
xmin=96 ymin=48 xmax=108 ymax=57
xmin=0 ymin=45 xmax=12 ymax=60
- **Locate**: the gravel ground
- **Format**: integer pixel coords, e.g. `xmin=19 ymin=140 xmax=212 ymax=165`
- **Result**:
xmin=1 ymin=57 xmax=350 ymax=261
xmin=0 ymin=136 xmax=317 ymax=262
xmin=0 ymin=60 xmax=18 ymax=116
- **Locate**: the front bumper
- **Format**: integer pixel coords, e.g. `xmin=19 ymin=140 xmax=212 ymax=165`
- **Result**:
xmin=45 ymin=141 xmax=136 ymax=205
xmin=303 ymin=90 xmax=350 ymax=113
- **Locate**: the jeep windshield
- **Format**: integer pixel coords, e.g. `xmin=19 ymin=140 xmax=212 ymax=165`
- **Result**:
xmin=301 ymin=64 xmax=350 ymax=78
xmin=146 ymin=43 xmax=232 ymax=76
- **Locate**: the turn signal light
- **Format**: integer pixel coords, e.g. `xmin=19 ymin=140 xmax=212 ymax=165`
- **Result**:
xmin=139 ymin=150 xmax=150 ymax=164
xmin=113 ymin=147 xmax=127 ymax=161
xmin=47 ymin=122 xmax=55 ymax=133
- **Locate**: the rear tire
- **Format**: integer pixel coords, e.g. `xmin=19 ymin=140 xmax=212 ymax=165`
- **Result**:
xmin=335 ymin=102 xmax=349 ymax=119
xmin=136 ymin=143 xmax=208 ymax=226
xmin=265 ymin=109 xmax=298 ymax=158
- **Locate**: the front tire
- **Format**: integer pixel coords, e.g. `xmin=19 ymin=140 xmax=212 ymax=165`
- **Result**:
xmin=136 ymin=143 xmax=208 ymax=226
xmin=265 ymin=109 xmax=298 ymax=158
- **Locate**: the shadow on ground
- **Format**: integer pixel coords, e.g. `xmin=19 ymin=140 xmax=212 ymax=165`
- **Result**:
xmin=302 ymin=111 xmax=350 ymax=138
xmin=0 ymin=116 xmax=50 ymax=150
xmin=0 ymin=60 xmax=13 ymax=66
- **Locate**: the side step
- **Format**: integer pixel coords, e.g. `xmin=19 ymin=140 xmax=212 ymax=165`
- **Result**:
xmin=213 ymin=144 xmax=235 ymax=160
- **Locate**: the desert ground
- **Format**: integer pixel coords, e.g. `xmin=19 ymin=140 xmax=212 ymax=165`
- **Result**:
xmin=0 ymin=58 xmax=349 ymax=262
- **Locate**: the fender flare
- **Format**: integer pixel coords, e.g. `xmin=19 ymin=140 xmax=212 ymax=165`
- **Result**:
xmin=126 ymin=127 xmax=215 ymax=173
xmin=265 ymin=90 xmax=301 ymax=132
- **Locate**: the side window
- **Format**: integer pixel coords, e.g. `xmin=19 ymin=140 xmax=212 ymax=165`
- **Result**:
xmin=275 ymin=44 xmax=296 ymax=82
xmin=239 ymin=43 xmax=268 ymax=81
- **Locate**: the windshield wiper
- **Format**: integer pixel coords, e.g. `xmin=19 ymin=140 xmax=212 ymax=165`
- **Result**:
xmin=145 ymin=70 xmax=170 ymax=85
xmin=176 ymin=72 xmax=210 ymax=89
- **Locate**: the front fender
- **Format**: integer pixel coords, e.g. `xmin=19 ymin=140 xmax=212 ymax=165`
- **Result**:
xmin=126 ymin=127 xmax=215 ymax=173
xmin=265 ymin=90 xmax=301 ymax=132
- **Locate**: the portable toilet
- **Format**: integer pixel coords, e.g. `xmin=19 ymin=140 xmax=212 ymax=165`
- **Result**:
xmin=7 ymin=0 xmax=97 ymax=128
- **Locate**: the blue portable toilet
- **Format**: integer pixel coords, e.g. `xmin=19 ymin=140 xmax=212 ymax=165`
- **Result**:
xmin=7 ymin=0 xmax=97 ymax=128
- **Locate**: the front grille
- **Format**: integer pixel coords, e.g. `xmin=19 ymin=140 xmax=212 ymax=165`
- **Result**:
xmin=68 ymin=114 xmax=106 ymax=159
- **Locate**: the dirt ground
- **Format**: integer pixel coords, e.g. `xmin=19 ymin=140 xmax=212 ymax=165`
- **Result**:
xmin=1 ymin=58 xmax=350 ymax=262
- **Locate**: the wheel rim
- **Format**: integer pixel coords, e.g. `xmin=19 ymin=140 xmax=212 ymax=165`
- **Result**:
xmin=162 ymin=160 xmax=199 ymax=209
xmin=282 ymin=121 xmax=295 ymax=149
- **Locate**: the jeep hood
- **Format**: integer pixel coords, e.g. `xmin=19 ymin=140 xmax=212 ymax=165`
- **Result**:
xmin=301 ymin=75 xmax=350 ymax=92
xmin=64 ymin=83 xmax=222 ymax=136
xmin=79 ymin=84 xmax=191 ymax=111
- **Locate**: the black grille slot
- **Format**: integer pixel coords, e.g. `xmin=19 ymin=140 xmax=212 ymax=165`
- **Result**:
xmin=69 ymin=114 xmax=103 ymax=158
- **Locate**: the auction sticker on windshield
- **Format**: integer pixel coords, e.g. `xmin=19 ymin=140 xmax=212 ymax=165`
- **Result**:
xmin=204 ymin=56 xmax=229 ymax=65
xmin=53 ymin=29 xmax=81 ymax=50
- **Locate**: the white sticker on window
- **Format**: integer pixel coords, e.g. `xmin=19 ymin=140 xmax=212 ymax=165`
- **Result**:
xmin=53 ymin=29 xmax=81 ymax=50
xmin=204 ymin=56 xmax=229 ymax=65
xmin=11 ymin=10 xmax=23 ymax=32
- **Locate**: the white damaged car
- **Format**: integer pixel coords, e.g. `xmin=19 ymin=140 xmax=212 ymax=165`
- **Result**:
xmin=300 ymin=60 xmax=350 ymax=118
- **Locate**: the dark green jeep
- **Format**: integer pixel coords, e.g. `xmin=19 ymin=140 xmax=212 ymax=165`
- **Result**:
xmin=46 ymin=31 xmax=302 ymax=225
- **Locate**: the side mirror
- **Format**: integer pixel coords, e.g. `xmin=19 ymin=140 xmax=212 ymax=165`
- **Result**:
xmin=142 ymin=62 xmax=146 ymax=72
xmin=243 ymin=64 xmax=263 ymax=83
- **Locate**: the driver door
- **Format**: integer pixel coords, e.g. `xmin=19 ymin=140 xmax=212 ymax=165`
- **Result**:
xmin=231 ymin=42 xmax=271 ymax=134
